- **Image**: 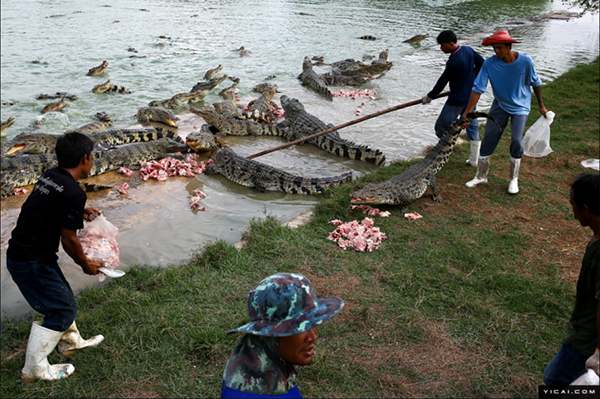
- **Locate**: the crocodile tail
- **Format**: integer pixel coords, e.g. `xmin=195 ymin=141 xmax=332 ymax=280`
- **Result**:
xmin=154 ymin=126 xmax=185 ymax=143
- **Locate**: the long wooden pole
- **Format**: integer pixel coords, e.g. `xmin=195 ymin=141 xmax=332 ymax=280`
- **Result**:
xmin=247 ymin=91 xmax=450 ymax=160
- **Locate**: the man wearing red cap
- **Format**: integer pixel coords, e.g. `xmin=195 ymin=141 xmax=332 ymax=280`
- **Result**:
xmin=462 ymin=30 xmax=548 ymax=194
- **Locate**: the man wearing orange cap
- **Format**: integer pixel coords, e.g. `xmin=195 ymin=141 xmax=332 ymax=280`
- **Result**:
xmin=462 ymin=30 xmax=548 ymax=194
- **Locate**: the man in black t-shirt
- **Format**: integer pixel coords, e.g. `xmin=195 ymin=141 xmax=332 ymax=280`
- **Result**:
xmin=7 ymin=132 xmax=105 ymax=382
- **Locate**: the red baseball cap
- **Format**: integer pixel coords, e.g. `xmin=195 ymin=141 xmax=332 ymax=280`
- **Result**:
xmin=482 ymin=30 xmax=521 ymax=46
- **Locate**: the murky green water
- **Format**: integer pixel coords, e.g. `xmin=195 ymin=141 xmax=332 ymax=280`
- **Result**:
xmin=1 ymin=0 xmax=598 ymax=318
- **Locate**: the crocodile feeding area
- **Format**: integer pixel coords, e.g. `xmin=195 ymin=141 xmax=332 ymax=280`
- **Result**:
xmin=1 ymin=0 xmax=599 ymax=319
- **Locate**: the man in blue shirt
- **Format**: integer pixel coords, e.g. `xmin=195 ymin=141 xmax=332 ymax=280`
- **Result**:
xmin=462 ymin=30 xmax=548 ymax=194
xmin=423 ymin=30 xmax=484 ymax=167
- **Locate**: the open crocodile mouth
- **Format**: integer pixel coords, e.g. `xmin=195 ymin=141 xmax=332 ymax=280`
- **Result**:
xmin=4 ymin=144 xmax=26 ymax=156
xmin=164 ymin=118 xmax=178 ymax=127
xmin=350 ymin=196 xmax=372 ymax=203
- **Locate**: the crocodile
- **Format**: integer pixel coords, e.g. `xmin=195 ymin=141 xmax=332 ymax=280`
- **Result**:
xmin=213 ymin=83 xmax=241 ymax=119
xmin=92 ymin=80 xmax=131 ymax=94
xmin=135 ymin=107 xmax=179 ymax=127
xmin=280 ymin=95 xmax=386 ymax=166
xmin=205 ymin=148 xmax=353 ymax=195
xmin=66 ymin=120 xmax=114 ymax=134
xmin=190 ymin=74 xmax=229 ymax=97
xmin=87 ymin=60 xmax=108 ymax=76
xmin=332 ymin=50 xmax=392 ymax=76
xmin=186 ymin=124 xmax=222 ymax=152
xmin=95 ymin=111 xmax=112 ymax=122
xmin=402 ymin=34 xmax=429 ymax=44
xmin=89 ymin=138 xmax=189 ymax=176
xmin=1 ymin=117 xmax=15 ymax=137
xmin=298 ymin=56 xmax=333 ymax=101
xmin=204 ymin=64 xmax=223 ymax=81
xmin=2 ymin=127 xmax=183 ymax=157
xmin=1 ymin=138 xmax=188 ymax=198
xmin=190 ymin=107 xmax=289 ymax=139
xmin=41 ymin=97 xmax=68 ymax=114
xmin=239 ymin=84 xmax=279 ymax=124
xmin=149 ymin=91 xmax=207 ymax=109
xmin=36 ymin=92 xmax=78 ymax=100
xmin=252 ymin=83 xmax=277 ymax=93
xmin=350 ymin=112 xmax=491 ymax=212
xmin=321 ymin=73 xmax=374 ymax=86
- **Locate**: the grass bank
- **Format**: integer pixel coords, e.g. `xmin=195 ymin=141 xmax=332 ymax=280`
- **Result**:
xmin=1 ymin=58 xmax=598 ymax=398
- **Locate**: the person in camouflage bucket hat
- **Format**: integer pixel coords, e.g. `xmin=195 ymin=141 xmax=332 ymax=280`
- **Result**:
xmin=221 ymin=273 xmax=344 ymax=398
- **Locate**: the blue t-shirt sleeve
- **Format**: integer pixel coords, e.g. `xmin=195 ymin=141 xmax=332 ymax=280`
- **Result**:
xmin=472 ymin=59 xmax=490 ymax=94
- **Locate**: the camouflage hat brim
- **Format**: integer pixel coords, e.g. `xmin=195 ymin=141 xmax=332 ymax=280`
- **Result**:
xmin=227 ymin=296 xmax=344 ymax=337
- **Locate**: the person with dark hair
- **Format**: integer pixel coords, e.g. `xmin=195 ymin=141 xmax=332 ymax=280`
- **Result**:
xmin=544 ymin=173 xmax=599 ymax=385
xmin=462 ymin=30 xmax=548 ymax=194
xmin=6 ymin=132 xmax=105 ymax=382
xmin=221 ymin=273 xmax=344 ymax=398
xmin=422 ymin=29 xmax=484 ymax=166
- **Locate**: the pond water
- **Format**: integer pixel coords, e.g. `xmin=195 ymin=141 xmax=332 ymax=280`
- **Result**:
xmin=1 ymin=0 xmax=598 ymax=319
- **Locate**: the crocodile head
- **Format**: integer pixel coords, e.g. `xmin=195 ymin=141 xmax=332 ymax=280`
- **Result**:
xmin=262 ymin=84 xmax=278 ymax=100
xmin=350 ymin=181 xmax=398 ymax=205
xmin=1 ymin=117 xmax=15 ymax=135
xmin=204 ymin=64 xmax=223 ymax=81
xmin=302 ymin=56 xmax=313 ymax=71
xmin=41 ymin=97 xmax=68 ymax=113
xmin=87 ymin=60 xmax=108 ymax=76
xmin=186 ymin=124 xmax=221 ymax=152
xmin=92 ymin=80 xmax=113 ymax=93
xmin=280 ymin=95 xmax=305 ymax=119
xmin=155 ymin=137 xmax=189 ymax=154
xmin=135 ymin=107 xmax=179 ymax=128
xmin=189 ymin=107 xmax=225 ymax=130
xmin=210 ymin=147 xmax=235 ymax=166
xmin=190 ymin=74 xmax=229 ymax=94
xmin=219 ymin=83 xmax=238 ymax=99
xmin=95 ymin=112 xmax=112 ymax=122
xmin=2 ymin=132 xmax=57 ymax=156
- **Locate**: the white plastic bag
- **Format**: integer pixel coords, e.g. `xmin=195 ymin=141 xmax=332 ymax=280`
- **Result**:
xmin=77 ymin=214 xmax=123 ymax=282
xmin=523 ymin=111 xmax=555 ymax=157
xmin=570 ymin=368 xmax=599 ymax=386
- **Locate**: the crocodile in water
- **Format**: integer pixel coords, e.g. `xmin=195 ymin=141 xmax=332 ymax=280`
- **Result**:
xmin=280 ymin=95 xmax=386 ymax=166
xmin=1 ymin=117 xmax=15 ymax=137
xmin=42 ymin=97 xmax=68 ymax=114
xmin=350 ymin=112 xmax=492 ymax=212
xmin=205 ymin=148 xmax=352 ymax=195
xmin=92 ymin=80 xmax=131 ymax=94
xmin=135 ymin=107 xmax=179 ymax=127
xmin=87 ymin=60 xmax=108 ymax=76
xmin=297 ymin=56 xmax=333 ymax=101
xmin=189 ymin=75 xmax=229 ymax=97
xmin=149 ymin=91 xmax=208 ymax=109
xmin=190 ymin=107 xmax=289 ymax=139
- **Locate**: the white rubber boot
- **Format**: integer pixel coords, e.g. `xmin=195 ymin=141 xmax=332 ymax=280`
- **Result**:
xmin=508 ymin=157 xmax=521 ymax=194
xmin=57 ymin=321 xmax=104 ymax=356
xmin=465 ymin=155 xmax=490 ymax=188
xmin=21 ymin=321 xmax=75 ymax=382
xmin=465 ymin=140 xmax=481 ymax=167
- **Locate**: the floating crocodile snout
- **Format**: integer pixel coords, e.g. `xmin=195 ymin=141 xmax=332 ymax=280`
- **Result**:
xmin=41 ymin=97 xmax=68 ymax=114
xmin=205 ymin=148 xmax=353 ymax=195
xmin=87 ymin=60 xmax=108 ymax=76
xmin=350 ymin=112 xmax=493 ymax=212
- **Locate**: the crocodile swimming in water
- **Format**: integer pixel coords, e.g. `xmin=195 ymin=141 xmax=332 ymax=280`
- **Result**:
xmin=190 ymin=107 xmax=289 ymax=139
xmin=204 ymin=64 xmax=223 ymax=81
xmin=350 ymin=112 xmax=493 ymax=212
xmin=36 ymin=92 xmax=78 ymax=100
xmin=205 ymin=148 xmax=353 ymax=195
xmin=1 ymin=117 xmax=15 ymax=137
xmin=87 ymin=60 xmax=108 ymax=76
xmin=1 ymin=138 xmax=188 ymax=198
xmin=298 ymin=56 xmax=333 ymax=101
xmin=280 ymin=95 xmax=386 ymax=166
xmin=149 ymin=91 xmax=208 ymax=109
xmin=135 ymin=107 xmax=179 ymax=127
xmin=92 ymin=80 xmax=131 ymax=94
xmin=332 ymin=49 xmax=393 ymax=77
xmin=41 ymin=97 xmax=68 ymax=114
xmin=239 ymin=84 xmax=279 ymax=124
xmin=189 ymin=74 xmax=229 ymax=98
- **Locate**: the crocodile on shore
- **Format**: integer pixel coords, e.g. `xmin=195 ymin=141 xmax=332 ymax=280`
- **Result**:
xmin=213 ymin=83 xmax=241 ymax=119
xmin=1 ymin=138 xmax=188 ymax=198
xmin=280 ymin=95 xmax=386 ymax=166
xmin=92 ymin=80 xmax=131 ymax=94
xmin=239 ymin=84 xmax=279 ymax=124
xmin=350 ymin=112 xmax=492 ymax=212
xmin=298 ymin=56 xmax=333 ymax=101
xmin=205 ymin=148 xmax=352 ymax=195
xmin=186 ymin=124 xmax=222 ymax=152
xmin=87 ymin=60 xmax=108 ymax=76
xmin=136 ymin=107 xmax=179 ymax=127
xmin=190 ymin=107 xmax=289 ymax=139
xmin=189 ymin=74 xmax=229 ymax=96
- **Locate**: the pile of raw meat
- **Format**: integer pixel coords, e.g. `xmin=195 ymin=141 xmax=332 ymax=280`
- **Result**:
xmin=348 ymin=205 xmax=390 ymax=217
xmin=327 ymin=217 xmax=387 ymax=252
xmin=77 ymin=215 xmax=121 ymax=282
xmin=138 ymin=155 xmax=212 ymax=181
